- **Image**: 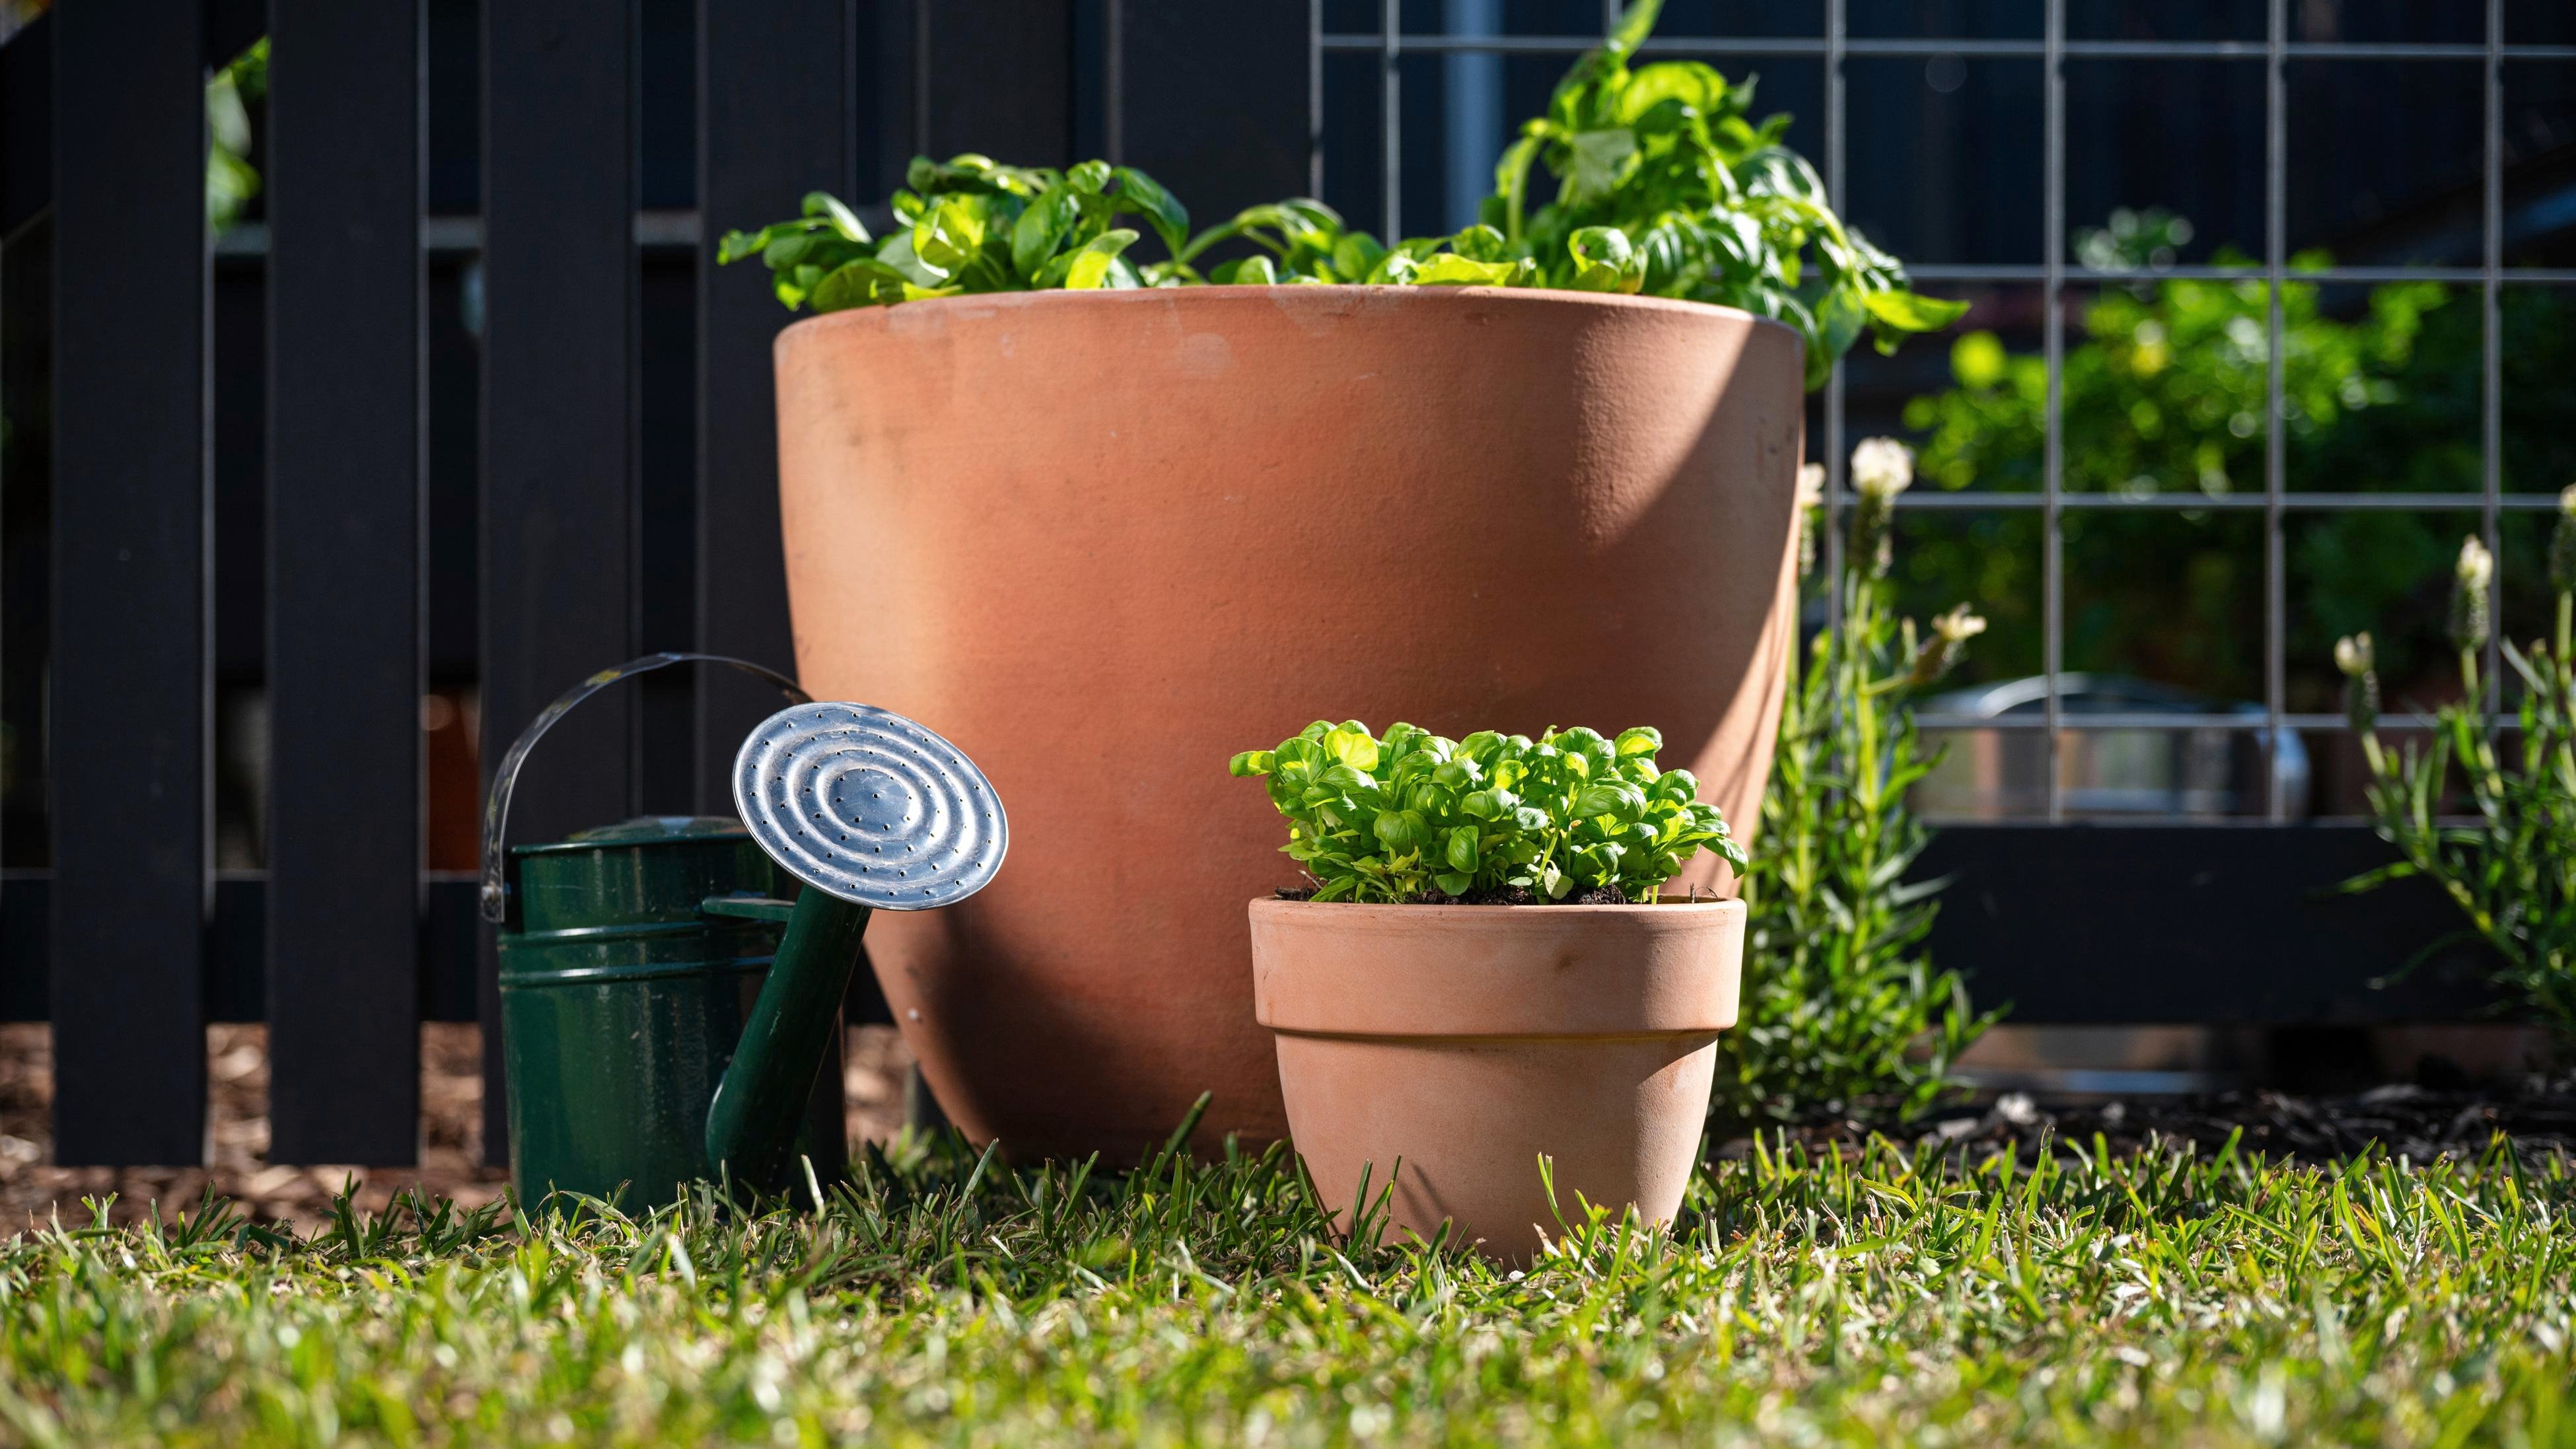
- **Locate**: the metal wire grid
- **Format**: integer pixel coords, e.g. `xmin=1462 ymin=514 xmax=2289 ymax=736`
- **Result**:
xmin=1311 ymin=0 xmax=2576 ymax=821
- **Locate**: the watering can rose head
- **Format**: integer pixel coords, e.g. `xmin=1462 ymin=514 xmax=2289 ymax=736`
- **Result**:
xmin=1228 ymin=721 xmax=1747 ymax=904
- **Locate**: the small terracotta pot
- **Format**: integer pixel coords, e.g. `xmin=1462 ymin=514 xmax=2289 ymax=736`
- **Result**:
xmin=1250 ymin=896 xmax=1743 ymax=1262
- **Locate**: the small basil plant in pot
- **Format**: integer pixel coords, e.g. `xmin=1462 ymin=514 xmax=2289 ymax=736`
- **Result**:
xmin=1229 ymin=721 xmax=1747 ymax=1262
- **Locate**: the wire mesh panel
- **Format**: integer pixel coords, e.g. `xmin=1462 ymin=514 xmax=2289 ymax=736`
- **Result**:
xmin=1314 ymin=0 xmax=2576 ymax=824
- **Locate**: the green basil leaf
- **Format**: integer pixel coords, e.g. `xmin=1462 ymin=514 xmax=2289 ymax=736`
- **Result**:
xmin=1617 ymin=61 xmax=1731 ymax=124
xmin=1373 ymin=809 xmax=1428 ymax=853
xmin=1061 ymin=229 xmax=1140 ymax=290
xmin=1331 ymin=232 xmax=1388 ymax=281
xmin=1606 ymin=0 xmax=1663 ymax=55
xmin=1323 ymin=724 xmax=1380 ymax=771
xmin=877 ymin=229 xmax=947 ymax=287
xmin=1111 ymin=166 xmax=1191 ymax=257
xmin=1567 ymin=225 xmax=1647 ymax=294
xmin=1563 ymin=128 xmax=1640 ymax=205
xmin=1861 ymin=287 xmax=1972 ymax=333
xmin=1409 ymin=253 xmax=1525 ymax=287
xmin=808 ymin=259 xmax=910 ymax=312
xmin=802 ymin=191 xmax=871 ymax=242
xmin=1012 ymin=184 xmax=1082 ymax=281
xmin=1445 ymin=827 xmax=1482 ymax=874
xmin=1213 ymin=254 xmax=1278 ymax=286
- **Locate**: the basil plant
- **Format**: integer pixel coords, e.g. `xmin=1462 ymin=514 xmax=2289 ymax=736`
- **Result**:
xmin=722 ymin=0 xmax=1960 ymax=386
xmin=715 ymin=157 xmax=1191 ymax=308
xmin=1229 ymin=721 xmax=1748 ymax=905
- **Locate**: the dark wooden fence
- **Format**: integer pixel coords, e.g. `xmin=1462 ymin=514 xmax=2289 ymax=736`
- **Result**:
xmin=0 ymin=0 xmax=2494 ymax=1168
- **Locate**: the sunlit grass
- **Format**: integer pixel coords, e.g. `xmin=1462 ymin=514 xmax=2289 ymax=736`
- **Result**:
xmin=1 ymin=1128 xmax=2571 ymax=1446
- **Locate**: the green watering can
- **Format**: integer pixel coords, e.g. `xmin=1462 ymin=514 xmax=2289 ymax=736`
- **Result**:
xmin=481 ymin=653 xmax=1009 ymax=1206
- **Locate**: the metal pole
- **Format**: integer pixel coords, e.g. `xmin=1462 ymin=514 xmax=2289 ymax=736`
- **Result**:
xmin=2482 ymin=0 xmax=2505 ymax=709
xmin=1104 ymin=0 xmax=1125 ymax=164
xmin=1824 ymin=0 xmax=1848 ymax=635
xmin=2043 ymin=0 xmax=2066 ymax=822
xmin=1308 ymin=0 xmax=1324 ymax=197
xmin=2263 ymin=0 xmax=2287 ymax=820
xmin=1381 ymin=0 xmax=1401 ymax=238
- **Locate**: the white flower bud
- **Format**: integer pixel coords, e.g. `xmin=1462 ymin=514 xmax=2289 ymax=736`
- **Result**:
xmin=1850 ymin=437 xmax=1914 ymax=500
xmin=2451 ymin=536 xmax=2493 ymax=654
xmin=1847 ymin=439 xmax=1913 ymax=579
xmin=2456 ymin=535 xmax=2493 ymax=592
xmin=2337 ymin=633 xmax=2380 ymax=735
xmin=1907 ymin=604 xmax=1987 ymax=687
xmin=1794 ymin=463 xmax=1826 ymax=579
xmin=1932 ymin=604 xmax=1986 ymax=645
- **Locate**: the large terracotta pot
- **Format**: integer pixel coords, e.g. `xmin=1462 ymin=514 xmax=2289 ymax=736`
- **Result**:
xmin=773 ymin=286 xmax=1803 ymax=1162
xmin=1250 ymin=897 xmax=1744 ymax=1262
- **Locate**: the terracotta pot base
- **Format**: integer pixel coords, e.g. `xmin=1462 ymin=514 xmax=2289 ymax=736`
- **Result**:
xmin=1274 ymin=1034 xmax=1719 ymax=1257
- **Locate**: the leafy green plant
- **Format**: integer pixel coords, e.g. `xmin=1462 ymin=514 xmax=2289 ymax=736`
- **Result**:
xmin=1227 ymin=721 xmax=1746 ymax=903
xmin=206 ymin=37 xmax=268 ymax=234
xmin=2338 ymin=497 xmax=2576 ymax=1041
xmin=715 ymin=157 xmax=1193 ymax=309
xmin=1722 ymin=439 xmax=1998 ymax=1125
xmin=1477 ymin=0 xmax=1962 ymax=388
xmin=721 ymin=0 xmax=1962 ymax=387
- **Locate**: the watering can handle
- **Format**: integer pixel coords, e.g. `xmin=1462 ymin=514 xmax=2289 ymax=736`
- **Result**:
xmin=478 ymin=652 xmax=809 ymax=923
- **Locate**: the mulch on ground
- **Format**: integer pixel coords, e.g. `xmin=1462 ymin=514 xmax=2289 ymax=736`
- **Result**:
xmin=1723 ymin=1080 xmax=2576 ymax=1164
xmin=0 ymin=1022 xmax=913 ymax=1232
xmin=9 ymin=1018 xmax=2569 ymax=1233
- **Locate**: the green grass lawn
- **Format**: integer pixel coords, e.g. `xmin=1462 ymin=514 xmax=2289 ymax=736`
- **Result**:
xmin=3 ymin=1130 xmax=2573 ymax=1446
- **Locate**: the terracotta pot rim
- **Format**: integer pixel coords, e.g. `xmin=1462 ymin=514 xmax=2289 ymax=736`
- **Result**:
xmin=1250 ymin=895 xmax=1745 ymax=1038
xmin=1248 ymin=897 xmax=1746 ymax=919
xmin=774 ymin=283 xmax=1799 ymax=349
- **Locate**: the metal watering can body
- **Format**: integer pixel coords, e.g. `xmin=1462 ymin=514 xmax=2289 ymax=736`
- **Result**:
xmin=495 ymin=814 xmax=849 ymax=1207
xmin=484 ymin=654 xmax=1006 ymax=1207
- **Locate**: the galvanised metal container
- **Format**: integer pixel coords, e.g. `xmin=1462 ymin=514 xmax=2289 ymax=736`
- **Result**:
xmin=495 ymin=814 xmax=846 ymax=1209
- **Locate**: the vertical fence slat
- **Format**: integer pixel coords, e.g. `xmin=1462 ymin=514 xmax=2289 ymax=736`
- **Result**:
xmin=0 ymin=14 xmax=50 ymax=236
xmin=921 ymin=1 xmax=1074 ymax=164
xmin=47 ymin=0 xmax=210 ymax=1165
xmin=1118 ymin=1 xmax=1308 ymax=223
xmin=694 ymin=0 xmax=849 ymax=810
xmin=482 ymin=0 xmax=639 ymax=1162
xmin=266 ymin=0 xmax=426 ymax=1165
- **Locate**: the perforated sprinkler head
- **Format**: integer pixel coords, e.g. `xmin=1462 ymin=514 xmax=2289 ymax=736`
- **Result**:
xmin=707 ymin=701 xmax=1010 ymax=1190
xmin=732 ymin=701 xmax=1009 ymax=911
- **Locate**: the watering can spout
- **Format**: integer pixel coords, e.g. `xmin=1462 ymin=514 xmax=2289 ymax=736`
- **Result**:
xmin=705 ymin=701 xmax=1011 ymax=1193
xmin=701 ymin=891 xmax=874 ymax=1191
